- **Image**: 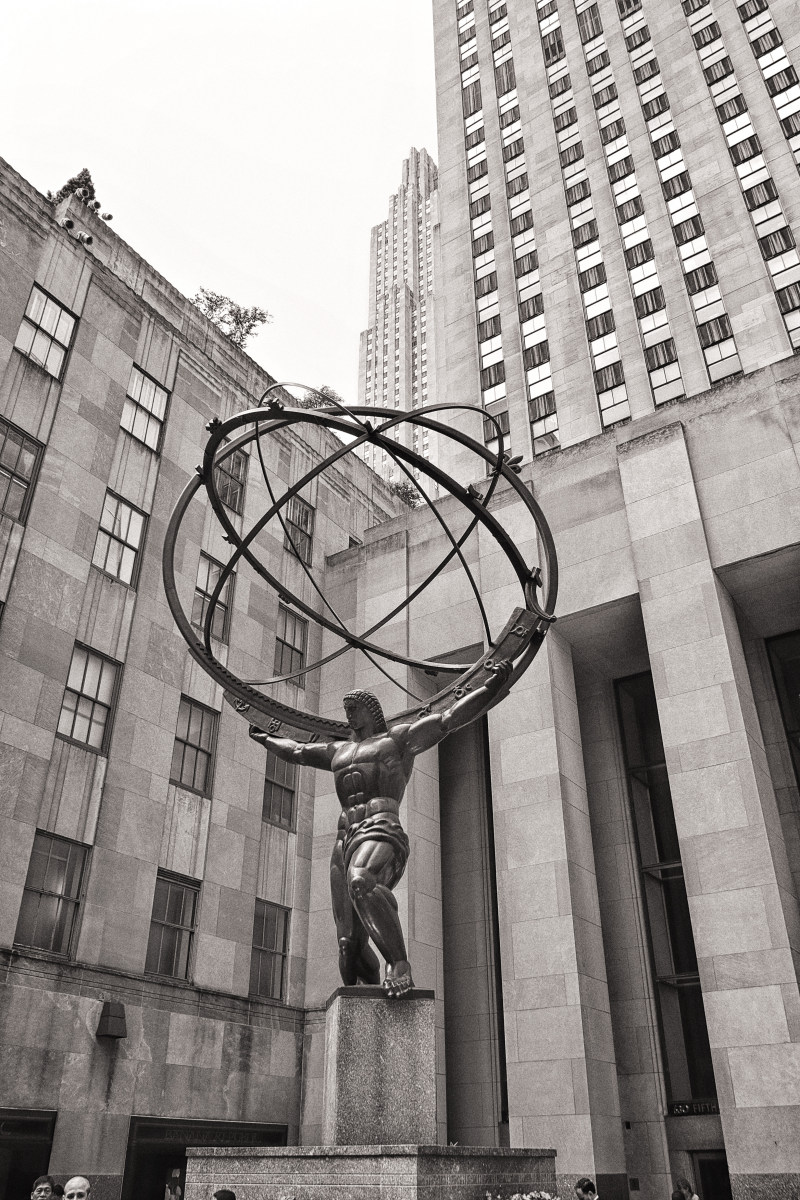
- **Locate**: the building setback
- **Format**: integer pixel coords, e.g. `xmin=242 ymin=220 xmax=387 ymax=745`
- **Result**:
xmin=357 ymin=147 xmax=439 ymax=482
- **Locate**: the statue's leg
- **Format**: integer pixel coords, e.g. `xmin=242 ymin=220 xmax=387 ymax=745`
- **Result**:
xmin=330 ymin=837 xmax=380 ymax=985
xmin=346 ymin=840 xmax=413 ymax=996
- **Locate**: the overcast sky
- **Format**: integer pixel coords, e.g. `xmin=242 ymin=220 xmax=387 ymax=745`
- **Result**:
xmin=1 ymin=1 xmax=438 ymax=402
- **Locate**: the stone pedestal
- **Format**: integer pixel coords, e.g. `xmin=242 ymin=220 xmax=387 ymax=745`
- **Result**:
xmin=323 ymin=986 xmax=437 ymax=1147
xmin=185 ymin=1144 xmax=558 ymax=1200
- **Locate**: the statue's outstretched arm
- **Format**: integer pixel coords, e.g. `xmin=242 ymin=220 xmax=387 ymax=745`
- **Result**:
xmin=249 ymin=724 xmax=336 ymax=769
xmin=401 ymin=660 xmax=512 ymax=755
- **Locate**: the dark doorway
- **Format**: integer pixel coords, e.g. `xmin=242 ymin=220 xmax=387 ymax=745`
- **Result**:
xmin=0 ymin=1109 xmax=56 ymax=1200
xmin=122 ymin=1118 xmax=287 ymax=1200
xmin=693 ymin=1150 xmax=733 ymax=1200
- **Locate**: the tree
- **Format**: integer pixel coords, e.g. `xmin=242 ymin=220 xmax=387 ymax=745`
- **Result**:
xmin=389 ymin=478 xmax=422 ymax=508
xmin=48 ymin=168 xmax=96 ymax=205
xmin=192 ymin=288 xmax=272 ymax=350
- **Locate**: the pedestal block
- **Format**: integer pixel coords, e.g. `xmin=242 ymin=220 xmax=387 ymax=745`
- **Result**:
xmin=323 ymin=986 xmax=437 ymax=1146
xmin=185 ymin=1144 xmax=558 ymax=1200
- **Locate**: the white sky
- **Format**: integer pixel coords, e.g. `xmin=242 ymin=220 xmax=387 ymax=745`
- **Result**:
xmin=1 ymin=1 xmax=438 ymax=403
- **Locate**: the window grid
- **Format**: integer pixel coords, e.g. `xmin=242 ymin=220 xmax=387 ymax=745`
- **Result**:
xmin=14 ymin=831 xmax=88 ymax=956
xmin=145 ymin=872 xmax=199 ymax=979
xmin=283 ymin=495 xmax=315 ymax=565
xmin=170 ymin=695 xmax=218 ymax=794
xmin=249 ymin=899 xmax=290 ymax=1000
xmin=13 ymin=286 xmax=76 ymax=380
xmin=57 ymin=645 xmax=120 ymax=752
xmin=0 ymin=417 xmax=44 ymax=523
xmin=122 ymin=365 xmax=168 ymax=451
xmin=92 ymin=491 xmax=146 ymax=586
xmin=192 ymin=552 xmax=233 ymax=643
xmin=274 ymin=604 xmax=308 ymax=684
xmin=733 ymin=0 xmax=800 ymax=172
xmin=263 ymin=749 xmax=298 ymax=829
xmin=681 ymin=0 xmax=800 ymax=350
xmin=214 ymin=448 xmax=248 ymax=515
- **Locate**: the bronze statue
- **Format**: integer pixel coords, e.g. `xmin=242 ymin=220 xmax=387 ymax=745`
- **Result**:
xmin=249 ymin=661 xmax=511 ymax=996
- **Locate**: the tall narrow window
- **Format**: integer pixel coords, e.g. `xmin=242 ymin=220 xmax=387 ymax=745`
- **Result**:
xmin=192 ymin=552 xmax=233 ymax=643
xmin=263 ymin=749 xmax=297 ymax=829
xmin=57 ymin=645 xmax=120 ymax=752
xmin=170 ymin=695 xmax=218 ymax=794
xmin=283 ymin=495 xmax=315 ymax=565
xmin=122 ymin=365 xmax=168 ymax=451
xmin=249 ymin=899 xmax=290 ymax=1000
xmin=14 ymin=831 xmax=88 ymax=956
xmin=766 ymin=631 xmax=800 ymax=785
xmin=0 ymin=417 xmax=44 ymax=523
xmin=145 ymin=871 xmax=199 ymax=979
xmin=274 ymin=605 xmax=307 ymax=684
xmin=14 ymin=286 xmax=76 ymax=380
xmin=616 ymin=672 xmax=717 ymax=1105
xmin=91 ymin=491 xmax=147 ymax=586
xmin=214 ymin=447 xmax=248 ymax=515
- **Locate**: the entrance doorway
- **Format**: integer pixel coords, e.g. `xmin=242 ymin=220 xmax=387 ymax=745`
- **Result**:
xmin=0 ymin=1109 xmax=56 ymax=1200
xmin=122 ymin=1118 xmax=287 ymax=1200
xmin=692 ymin=1151 xmax=732 ymax=1200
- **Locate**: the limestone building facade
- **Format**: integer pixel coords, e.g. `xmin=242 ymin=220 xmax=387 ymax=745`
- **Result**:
xmin=356 ymin=148 xmax=440 ymax=483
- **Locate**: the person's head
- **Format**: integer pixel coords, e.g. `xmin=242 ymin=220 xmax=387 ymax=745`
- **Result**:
xmin=31 ymin=1178 xmax=55 ymax=1200
xmin=53 ymin=1189 xmax=64 ymax=1200
xmin=672 ymin=1191 xmax=684 ymax=1200
xmin=64 ymin=1178 xmax=91 ymax=1200
xmin=213 ymin=1191 xmax=236 ymax=1200
xmin=676 ymin=1179 xmax=694 ymax=1198
xmin=575 ymin=1180 xmax=596 ymax=1199
xmin=342 ymin=690 xmax=387 ymax=736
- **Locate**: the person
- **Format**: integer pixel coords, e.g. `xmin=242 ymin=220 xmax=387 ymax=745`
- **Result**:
xmin=250 ymin=661 xmax=511 ymax=995
xmin=213 ymin=1191 xmax=236 ymax=1200
xmin=575 ymin=1180 xmax=597 ymax=1199
xmin=676 ymin=1179 xmax=699 ymax=1200
xmin=671 ymin=1191 xmax=683 ymax=1200
xmin=31 ymin=1179 xmax=55 ymax=1200
xmin=53 ymin=1189 xmax=64 ymax=1200
xmin=64 ymin=1178 xmax=91 ymax=1200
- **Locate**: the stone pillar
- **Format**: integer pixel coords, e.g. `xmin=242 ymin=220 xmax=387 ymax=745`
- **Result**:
xmin=489 ymin=628 xmax=627 ymax=1198
xmin=617 ymin=422 xmax=800 ymax=1199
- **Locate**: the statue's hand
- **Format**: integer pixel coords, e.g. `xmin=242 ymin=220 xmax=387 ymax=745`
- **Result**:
xmin=249 ymin=723 xmax=266 ymax=739
xmin=487 ymin=659 xmax=512 ymax=689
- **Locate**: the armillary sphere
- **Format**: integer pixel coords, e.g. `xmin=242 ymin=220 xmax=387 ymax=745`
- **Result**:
xmin=162 ymin=383 xmax=558 ymax=741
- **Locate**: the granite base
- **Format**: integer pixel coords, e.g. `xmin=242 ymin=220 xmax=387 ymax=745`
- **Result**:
xmin=185 ymin=1144 xmax=558 ymax=1200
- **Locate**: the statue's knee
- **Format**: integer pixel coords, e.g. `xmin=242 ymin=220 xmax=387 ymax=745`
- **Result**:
xmin=348 ymin=867 xmax=375 ymax=902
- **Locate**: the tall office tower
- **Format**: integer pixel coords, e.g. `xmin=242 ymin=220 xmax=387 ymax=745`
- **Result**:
xmin=357 ymin=148 xmax=439 ymax=483
xmin=432 ymin=0 xmax=800 ymax=477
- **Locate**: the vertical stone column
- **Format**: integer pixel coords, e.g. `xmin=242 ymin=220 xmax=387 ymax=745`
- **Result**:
xmin=490 ymin=629 xmax=626 ymax=1196
xmin=617 ymin=422 xmax=800 ymax=1198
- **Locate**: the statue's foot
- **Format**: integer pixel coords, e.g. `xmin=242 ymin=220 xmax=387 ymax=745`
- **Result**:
xmin=382 ymin=959 xmax=413 ymax=997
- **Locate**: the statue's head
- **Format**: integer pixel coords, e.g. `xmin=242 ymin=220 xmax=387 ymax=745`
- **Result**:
xmin=342 ymin=689 xmax=388 ymax=734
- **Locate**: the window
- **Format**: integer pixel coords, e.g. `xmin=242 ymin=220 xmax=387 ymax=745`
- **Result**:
xmin=616 ymin=673 xmax=717 ymax=1103
xmin=145 ymin=871 xmax=199 ymax=979
xmin=263 ymin=749 xmax=297 ymax=829
xmin=170 ymin=695 xmax=218 ymax=794
xmin=192 ymin=552 xmax=233 ymax=642
xmin=214 ymin=447 xmax=248 ymax=515
xmin=250 ymin=899 xmax=290 ymax=1000
xmin=14 ymin=831 xmax=88 ymax=956
xmin=0 ymin=417 xmax=43 ymax=523
xmin=57 ymin=645 xmax=120 ymax=752
xmin=122 ymin=366 xmax=168 ymax=451
xmin=14 ymin=286 xmax=75 ymax=380
xmin=274 ymin=605 xmax=308 ymax=682
xmin=92 ymin=492 xmax=146 ymax=586
xmin=283 ymin=495 xmax=315 ymax=565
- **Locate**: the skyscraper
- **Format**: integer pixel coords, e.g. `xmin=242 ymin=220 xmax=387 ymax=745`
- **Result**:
xmin=432 ymin=0 xmax=800 ymax=473
xmin=357 ymin=148 xmax=439 ymax=482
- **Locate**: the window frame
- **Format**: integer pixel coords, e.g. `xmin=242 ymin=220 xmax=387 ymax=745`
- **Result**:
xmin=91 ymin=490 xmax=148 ymax=588
xmin=14 ymin=830 xmax=89 ymax=958
xmin=170 ymin=694 xmax=220 ymax=796
xmin=214 ymin=446 xmax=248 ymax=516
xmin=273 ymin=604 xmax=308 ymax=686
xmin=249 ymin=898 xmax=290 ymax=1001
xmin=13 ymin=284 xmax=77 ymax=381
xmin=57 ymin=644 xmax=121 ymax=755
xmin=192 ymin=551 xmax=234 ymax=644
xmin=262 ymin=748 xmax=298 ymax=831
xmin=0 ymin=416 xmax=45 ymax=525
xmin=283 ymin=495 xmax=315 ymax=567
xmin=122 ymin=364 xmax=169 ymax=453
xmin=144 ymin=869 xmax=200 ymax=981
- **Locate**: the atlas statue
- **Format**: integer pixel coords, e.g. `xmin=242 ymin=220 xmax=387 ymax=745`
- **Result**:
xmin=249 ymin=661 xmax=511 ymax=996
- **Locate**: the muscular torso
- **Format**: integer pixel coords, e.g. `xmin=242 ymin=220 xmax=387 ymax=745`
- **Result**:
xmin=331 ymin=733 xmax=410 ymax=811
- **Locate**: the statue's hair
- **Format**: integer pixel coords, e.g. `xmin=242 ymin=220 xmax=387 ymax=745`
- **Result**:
xmin=342 ymin=690 xmax=388 ymax=733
